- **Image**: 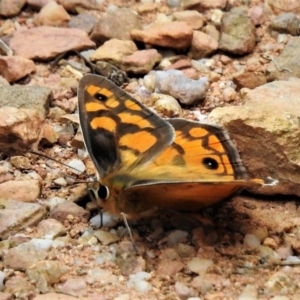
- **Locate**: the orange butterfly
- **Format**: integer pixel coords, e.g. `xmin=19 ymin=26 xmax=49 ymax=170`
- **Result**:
xmin=78 ymin=74 xmax=263 ymax=218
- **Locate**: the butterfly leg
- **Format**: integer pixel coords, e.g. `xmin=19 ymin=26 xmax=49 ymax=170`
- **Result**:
xmin=121 ymin=212 xmax=138 ymax=253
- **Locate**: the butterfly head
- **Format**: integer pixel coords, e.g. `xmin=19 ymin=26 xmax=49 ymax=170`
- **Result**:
xmin=87 ymin=175 xmax=132 ymax=216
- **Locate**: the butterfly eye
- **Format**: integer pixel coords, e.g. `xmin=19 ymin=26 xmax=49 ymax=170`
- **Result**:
xmin=97 ymin=184 xmax=110 ymax=200
xmin=202 ymin=157 xmax=219 ymax=170
xmin=94 ymin=92 xmax=108 ymax=102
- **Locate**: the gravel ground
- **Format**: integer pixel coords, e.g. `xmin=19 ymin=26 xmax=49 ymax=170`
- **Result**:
xmin=1 ymin=0 xmax=300 ymax=300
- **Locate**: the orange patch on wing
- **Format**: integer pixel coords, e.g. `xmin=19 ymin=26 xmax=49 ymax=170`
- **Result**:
xmin=124 ymin=99 xmax=142 ymax=111
xmin=174 ymin=130 xmax=186 ymax=145
xmin=90 ymin=116 xmax=117 ymax=132
xmin=105 ymin=98 xmax=119 ymax=108
xmin=208 ymin=135 xmax=225 ymax=153
xmin=85 ymin=102 xmax=107 ymax=112
xmin=154 ymin=147 xmax=180 ymax=166
xmin=120 ymin=131 xmax=156 ymax=152
xmin=86 ymin=85 xmax=100 ymax=95
xmin=118 ymin=113 xmax=154 ymax=128
xmin=189 ymin=127 xmax=209 ymax=138
xmin=98 ymin=88 xmax=114 ymax=98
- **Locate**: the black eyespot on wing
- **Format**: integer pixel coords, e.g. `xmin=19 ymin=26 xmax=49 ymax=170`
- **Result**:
xmin=98 ymin=185 xmax=109 ymax=200
xmin=94 ymin=92 xmax=108 ymax=102
xmin=202 ymin=157 xmax=219 ymax=170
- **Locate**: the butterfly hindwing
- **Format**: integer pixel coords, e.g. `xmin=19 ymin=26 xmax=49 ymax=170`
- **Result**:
xmin=78 ymin=74 xmax=174 ymax=178
xmin=151 ymin=118 xmax=247 ymax=181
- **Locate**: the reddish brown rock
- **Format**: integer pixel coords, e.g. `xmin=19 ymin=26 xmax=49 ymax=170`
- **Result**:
xmin=10 ymin=26 xmax=95 ymax=60
xmin=0 ymin=0 xmax=26 ymax=17
xmin=27 ymin=0 xmax=53 ymax=9
xmin=173 ymin=10 xmax=204 ymax=30
xmin=122 ymin=49 xmax=162 ymax=74
xmin=50 ymin=202 xmax=90 ymax=222
xmin=189 ymin=31 xmax=218 ymax=59
xmin=233 ymin=71 xmax=267 ymax=89
xmin=57 ymin=0 xmax=100 ymax=13
xmin=131 ymin=21 xmax=193 ymax=49
xmin=156 ymin=259 xmax=185 ymax=277
xmin=182 ymin=0 xmax=227 ymax=10
xmin=0 ymin=56 xmax=36 ymax=82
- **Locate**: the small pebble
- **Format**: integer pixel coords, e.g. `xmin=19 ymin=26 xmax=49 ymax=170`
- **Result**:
xmin=53 ymin=177 xmax=67 ymax=187
xmin=167 ymin=230 xmax=188 ymax=245
xmin=167 ymin=0 xmax=181 ymax=7
xmin=90 ymin=212 xmax=119 ymax=228
xmin=0 ymin=271 xmax=4 ymax=291
xmin=127 ymin=272 xmax=152 ymax=293
xmin=243 ymin=234 xmax=261 ymax=248
xmin=175 ymin=281 xmax=194 ymax=298
xmin=30 ymin=238 xmax=53 ymax=250
xmin=67 ymin=159 xmax=86 ymax=174
xmin=46 ymin=196 xmax=66 ymax=210
xmin=222 ymin=86 xmax=236 ymax=102
xmin=238 ymin=284 xmax=258 ymax=300
xmin=187 ymin=258 xmax=213 ymax=276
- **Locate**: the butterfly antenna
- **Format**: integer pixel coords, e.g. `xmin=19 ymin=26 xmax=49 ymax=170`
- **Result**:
xmin=29 ymin=150 xmax=94 ymax=183
xmin=121 ymin=212 xmax=138 ymax=253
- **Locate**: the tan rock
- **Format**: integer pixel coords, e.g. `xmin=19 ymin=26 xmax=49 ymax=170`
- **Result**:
xmin=219 ymin=7 xmax=256 ymax=55
xmin=26 ymin=261 xmax=69 ymax=293
xmin=38 ymin=123 xmax=58 ymax=146
xmin=173 ymin=10 xmax=204 ymax=30
xmin=10 ymin=26 xmax=95 ymax=60
xmin=0 ymin=56 xmax=36 ymax=82
xmin=156 ymin=259 xmax=184 ymax=277
xmin=189 ymin=31 xmax=218 ymax=59
xmin=0 ymin=199 xmax=47 ymax=240
xmin=207 ymin=79 xmax=300 ymax=197
xmin=33 ymin=293 xmax=79 ymax=300
xmin=34 ymin=1 xmax=70 ymax=26
xmin=131 ymin=21 xmax=193 ymax=49
xmin=90 ymin=39 xmax=137 ymax=67
xmin=10 ymin=156 xmax=31 ymax=169
xmin=0 ymin=180 xmax=41 ymax=202
xmin=0 ymin=107 xmax=45 ymax=154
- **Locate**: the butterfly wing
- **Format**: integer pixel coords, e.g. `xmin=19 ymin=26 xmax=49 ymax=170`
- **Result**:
xmin=122 ymin=180 xmax=259 ymax=214
xmin=78 ymin=74 xmax=174 ymax=178
xmin=118 ymin=118 xmax=263 ymax=215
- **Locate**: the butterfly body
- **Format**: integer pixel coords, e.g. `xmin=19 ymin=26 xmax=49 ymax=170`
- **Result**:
xmin=78 ymin=74 xmax=262 ymax=218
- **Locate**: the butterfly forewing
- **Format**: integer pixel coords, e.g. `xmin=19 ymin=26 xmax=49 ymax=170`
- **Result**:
xmin=78 ymin=74 xmax=174 ymax=178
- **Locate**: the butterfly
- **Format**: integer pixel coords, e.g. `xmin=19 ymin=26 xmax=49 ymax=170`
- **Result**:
xmin=77 ymin=74 xmax=263 ymax=218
